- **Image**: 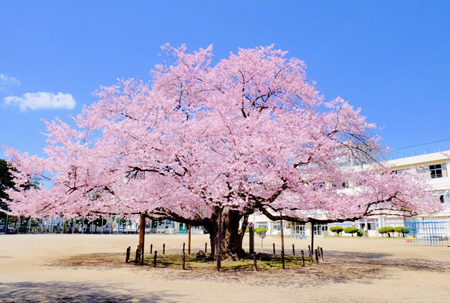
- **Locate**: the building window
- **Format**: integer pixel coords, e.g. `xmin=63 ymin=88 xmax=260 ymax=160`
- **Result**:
xmin=273 ymin=222 xmax=281 ymax=230
xmin=257 ymin=222 xmax=268 ymax=229
xmin=332 ymin=182 xmax=348 ymax=188
xmin=368 ymin=223 xmax=377 ymax=230
xmin=314 ymin=223 xmax=328 ymax=235
xmin=294 ymin=223 xmax=305 ymax=233
xmin=430 ymin=164 xmax=443 ymax=179
xmin=313 ymin=182 xmax=325 ymax=190
xmin=440 ymin=195 xmax=445 ymax=204
xmin=393 ymin=169 xmax=409 ymax=175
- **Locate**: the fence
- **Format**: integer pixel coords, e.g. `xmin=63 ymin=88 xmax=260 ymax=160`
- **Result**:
xmin=129 ymin=241 xmax=323 ymax=271
xmin=405 ymin=221 xmax=449 ymax=246
xmin=142 ymin=242 xmax=321 ymax=260
xmin=386 ymin=139 xmax=450 ymax=160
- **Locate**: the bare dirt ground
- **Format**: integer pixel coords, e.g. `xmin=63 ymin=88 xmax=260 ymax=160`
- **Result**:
xmin=1 ymin=234 xmax=450 ymax=302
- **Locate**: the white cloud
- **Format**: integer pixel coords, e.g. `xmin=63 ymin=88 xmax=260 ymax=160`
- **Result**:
xmin=0 ymin=74 xmax=20 ymax=91
xmin=3 ymin=92 xmax=76 ymax=111
xmin=0 ymin=73 xmax=20 ymax=86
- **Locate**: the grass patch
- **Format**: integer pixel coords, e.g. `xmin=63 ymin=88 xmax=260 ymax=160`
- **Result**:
xmin=141 ymin=253 xmax=314 ymax=271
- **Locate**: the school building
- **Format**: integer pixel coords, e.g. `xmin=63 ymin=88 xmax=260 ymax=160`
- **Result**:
xmin=247 ymin=142 xmax=450 ymax=238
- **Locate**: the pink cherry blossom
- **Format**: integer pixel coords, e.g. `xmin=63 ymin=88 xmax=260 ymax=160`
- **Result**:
xmin=3 ymin=45 xmax=441 ymax=257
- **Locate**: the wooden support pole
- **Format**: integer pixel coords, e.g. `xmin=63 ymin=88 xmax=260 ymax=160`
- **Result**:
xmin=253 ymin=253 xmax=257 ymax=272
xmin=216 ymin=208 xmax=222 ymax=272
xmin=150 ymin=244 xmax=152 ymax=254
xmin=205 ymin=242 xmax=208 ymax=254
xmin=315 ymin=249 xmax=319 ymax=263
xmin=292 ymin=244 xmax=295 ymax=256
xmin=163 ymin=243 xmax=165 ymax=255
xmin=183 ymin=242 xmax=185 ymax=253
xmin=126 ymin=246 xmax=131 ymax=263
xmin=135 ymin=247 xmax=139 ymax=263
xmin=281 ymin=250 xmax=285 ymax=269
xmin=308 ymin=245 xmax=312 ymax=260
xmin=311 ymin=221 xmax=315 ymax=257
xmin=301 ymin=250 xmax=305 ymax=267
xmin=188 ymin=225 xmax=191 ymax=254
xmin=182 ymin=251 xmax=186 ymax=270
xmin=280 ymin=212 xmax=285 ymax=260
xmin=249 ymin=224 xmax=254 ymax=255
xmin=273 ymin=243 xmax=276 ymax=254
xmin=153 ymin=251 xmax=157 ymax=267
xmin=320 ymin=247 xmax=324 ymax=261
xmin=217 ymin=254 xmax=221 ymax=271
xmin=138 ymin=213 xmax=146 ymax=264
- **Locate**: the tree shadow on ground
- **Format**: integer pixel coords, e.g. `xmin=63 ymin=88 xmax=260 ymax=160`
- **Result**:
xmin=156 ymin=250 xmax=450 ymax=288
xmin=325 ymin=250 xmax=450 ymax=273
xmin=50 ymin=251 xmax=450 ymax=289
xmin=0 ymin=282 xmax=181 ymax=303
xmin=51 ymin=253 xmax=130 ymax=270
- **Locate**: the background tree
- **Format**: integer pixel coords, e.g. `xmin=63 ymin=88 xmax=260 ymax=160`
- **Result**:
xmin=0 ymin=159 xmax=14 ymax=204
xmin=330 ymin=226 xmax=344 ymax=236
xmin=1 ymin=159 xmax=41 ymax=232
xmin=344 ymin=227 xmax=359 ymax=237
xmin=378 ymin=226 xmax=395 ymax=237
xmin=394 ymin=226 xmax=409 ymax=237
xmin=4 ymin=45 xmax=441 ymax=258
xmin=0 ymin=159 xmax=15 ymax=227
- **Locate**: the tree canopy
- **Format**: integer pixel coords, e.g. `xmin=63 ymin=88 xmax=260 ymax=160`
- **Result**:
xmin=4 ymin=45 xmax=441 ymax=257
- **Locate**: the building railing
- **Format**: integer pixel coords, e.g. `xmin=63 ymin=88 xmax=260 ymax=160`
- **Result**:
xmin=386 ymin=139 xmax=450 ymax=160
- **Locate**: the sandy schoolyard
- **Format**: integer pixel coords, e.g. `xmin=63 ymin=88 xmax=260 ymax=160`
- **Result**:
xmin=0 ymin=233 xmax=450 ymax=302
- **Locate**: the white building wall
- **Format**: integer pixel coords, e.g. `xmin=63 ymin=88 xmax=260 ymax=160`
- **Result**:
xmin=247 ymin=150 xmax=450 ymax=237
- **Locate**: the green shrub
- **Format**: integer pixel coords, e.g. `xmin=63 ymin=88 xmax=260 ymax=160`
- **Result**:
xmin=254 ymin=227 xmax=267 ymax=234
xmin=329 ymin=226 xmax=344 ymax=236
xmin=394 ymin=226 xmax=409 ymax=237
xmin=378 ymin=226 xmax=395 ymax=237
xmin=357 ymin=229 xmax=364 ymax=237
xmin=394 ymin=226 xmax=408 ymax=233
xmin=394 ymin=226 xmax=403 ymax=233
xmin=343 ymin=227 xmax=359 ymax=236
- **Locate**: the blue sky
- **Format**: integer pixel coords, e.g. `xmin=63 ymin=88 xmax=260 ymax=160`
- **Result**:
xmin=1 ymin=0 xmax=450 ymax=160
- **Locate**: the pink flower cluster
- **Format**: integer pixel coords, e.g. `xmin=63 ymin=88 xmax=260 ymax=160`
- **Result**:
xmin=3 ymin=45 xmax=442 ymax=222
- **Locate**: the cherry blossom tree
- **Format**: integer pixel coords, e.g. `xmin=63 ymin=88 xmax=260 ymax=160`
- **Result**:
xmin=3 ymin=45 xmax=441 ymax=258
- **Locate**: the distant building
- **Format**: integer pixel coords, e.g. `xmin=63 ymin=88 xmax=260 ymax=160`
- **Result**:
xmin=247 ymin=147 xmax=450 ymax=237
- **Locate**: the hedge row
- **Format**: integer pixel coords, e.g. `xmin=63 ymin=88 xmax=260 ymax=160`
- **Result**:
xmin=238 ymin=227 xmax=268 ymax=234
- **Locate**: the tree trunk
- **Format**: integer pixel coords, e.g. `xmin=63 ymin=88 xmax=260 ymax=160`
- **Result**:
xmin=164 ymin=207 xmax=250 ymax=260
xmin=211 ymin=206 xmax=247 ymax=260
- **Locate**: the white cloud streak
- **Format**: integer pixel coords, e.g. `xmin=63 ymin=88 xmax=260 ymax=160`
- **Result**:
xmin=0 ymin=73 xmax=20 ymax=86
xmin=0 ymin=74 xmax=20 ymax=92
xmin=3 ymin=92 xmax=76 ymax=111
